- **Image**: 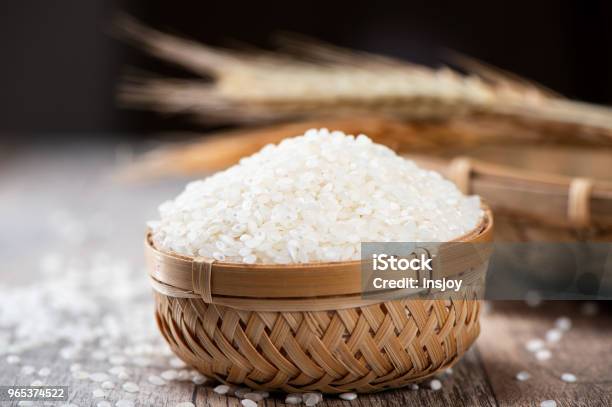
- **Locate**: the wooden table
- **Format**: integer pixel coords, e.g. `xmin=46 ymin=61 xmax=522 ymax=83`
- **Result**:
xmin=1 ymin=145 xmax=610 ymax=406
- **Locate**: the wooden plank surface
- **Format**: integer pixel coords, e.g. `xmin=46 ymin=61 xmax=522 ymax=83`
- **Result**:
xmin=192 ymin=346 xmax=497 ymax=407
xmin=478 ymin=301 xmax=612 ymax=407
xmin=0 ymin=145 xmax=610 ymax=407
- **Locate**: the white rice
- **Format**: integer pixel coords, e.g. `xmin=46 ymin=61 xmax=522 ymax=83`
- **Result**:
xmin=214 ymin=385 xmax=231 ymax=395
xmin=150 ymin=129 xmax=482 ymax=264
xmin=545 ymin=329 xmax=562 ymax=343
xmin=285 ymin=394 xmax=302 ymax=404
xmin=121 ymin=382 xmax=140 ymax=393
xmin=561 ymin=373 xmax=576 ymax=383
xmin=429 ymin=379 xmax=443 ymax=390
xmin=516 ymin=371 xmax=531 ymax=381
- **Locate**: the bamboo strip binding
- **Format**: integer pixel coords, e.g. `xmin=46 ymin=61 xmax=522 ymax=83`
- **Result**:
xmin=147 ymin=207 xmax=493 ymax=393
xmin=567 ymin=178 xmax=594 ymax=228
xmin=414 ymin=155 xmax=612 ymax=229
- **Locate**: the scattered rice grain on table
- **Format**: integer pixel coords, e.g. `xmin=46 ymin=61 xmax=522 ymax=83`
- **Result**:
xmin=161 ymin=369 xmax=178 ymax=381
xmin=148 ymin=375 xmax=167 ymax=385
xmin=38 ymin=367 xmax=50 ymax=376
xmin=285 ymin=394 xmax=302 ymax=404
xmin=555 ymin=317 xmax=572 ymax=331
xmin=516 ymin=371 xmax=531 ymax=381
xmin=561 ymin=373 xmax=577 ymax=383
xmin=214 ymin=384 xmax=230 ymax=395
xmin=192 ymin=373 xmax=207 ymax=384
xmin=176 ymin=370 xmax=190 ymax=381
xmin=92 ymin=388 xmax=106 ymax=398
xmin=535 ymin=349 xmax=552 ymax=361
xmin=303 ymin=392 xmax=324 ymax=406
xmin=429 ymin=379 xmax=443 ymax=390
xmin=340 ymin=392 xmax=358 ymax=401
xmin=545 ymin=329 xmax=562 ymax=343
xmin=21 ymin=365 xmax=35 ymax=375
xmin=101 ymin=381 xmax=115 ymax=389
xmin=244 ymin=392 xmax=264 ymax=402
xmin=526 ymin=339 xmax=545 ymax=352
xmin=169 ymin=357 xmax=187 ymax=368
xmin=122 ymin=382 xmax=140 ymax=393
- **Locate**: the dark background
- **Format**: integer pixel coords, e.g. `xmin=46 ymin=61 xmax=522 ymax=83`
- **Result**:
xmin=1 ymin=0 xmax=611 ymax=139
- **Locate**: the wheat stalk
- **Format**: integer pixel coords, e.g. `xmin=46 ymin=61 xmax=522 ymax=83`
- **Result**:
xmin=116 ymin=114 xmax=612 ymax=182
xmin=116 ymin=15 xmax=612 ymax=143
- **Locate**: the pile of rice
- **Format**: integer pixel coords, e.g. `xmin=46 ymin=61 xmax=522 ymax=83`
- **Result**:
xmin=149 ymin=129 xmax=483 ymax=264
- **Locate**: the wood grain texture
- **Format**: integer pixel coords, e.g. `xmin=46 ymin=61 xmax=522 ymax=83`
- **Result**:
xmin=193 ymin=347 xmax=496 ymax=406
xmin=3 ymin=303 xmax=610 ymax=406
xmin=478 ymin=302 xmax=612 ymax=407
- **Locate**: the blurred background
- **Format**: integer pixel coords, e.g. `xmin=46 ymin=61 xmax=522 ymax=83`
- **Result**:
xmin=1 ymin=0 xmax=612 ymax=142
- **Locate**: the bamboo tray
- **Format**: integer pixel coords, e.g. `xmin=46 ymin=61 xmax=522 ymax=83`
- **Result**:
xmin=144 ymin=207 xmax=493 ymax=393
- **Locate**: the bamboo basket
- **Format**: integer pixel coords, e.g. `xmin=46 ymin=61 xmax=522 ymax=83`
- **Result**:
xmin=145 ymin=207 xmax=493 ymax=393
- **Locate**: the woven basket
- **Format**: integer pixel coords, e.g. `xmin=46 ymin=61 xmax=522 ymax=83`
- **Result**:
xmin=144 ymin=207 xmax=493 ymax=393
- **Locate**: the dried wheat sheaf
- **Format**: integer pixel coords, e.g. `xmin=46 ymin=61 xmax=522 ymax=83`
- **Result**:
xmin=116 ymin=15 xmax=612 ymax=145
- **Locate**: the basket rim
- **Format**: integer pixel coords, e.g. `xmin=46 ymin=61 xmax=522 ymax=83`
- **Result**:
xmin=146 ymin=203 xmax=493 ymax=270
xmin=145 ymin=204 xmax=493 ymax=309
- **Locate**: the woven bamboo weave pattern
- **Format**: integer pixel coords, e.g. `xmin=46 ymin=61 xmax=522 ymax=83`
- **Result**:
xmin=146 ymin=209 xmax=492 ymax=392
xmin=154 ymin=293 xmax=481 ymax=393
